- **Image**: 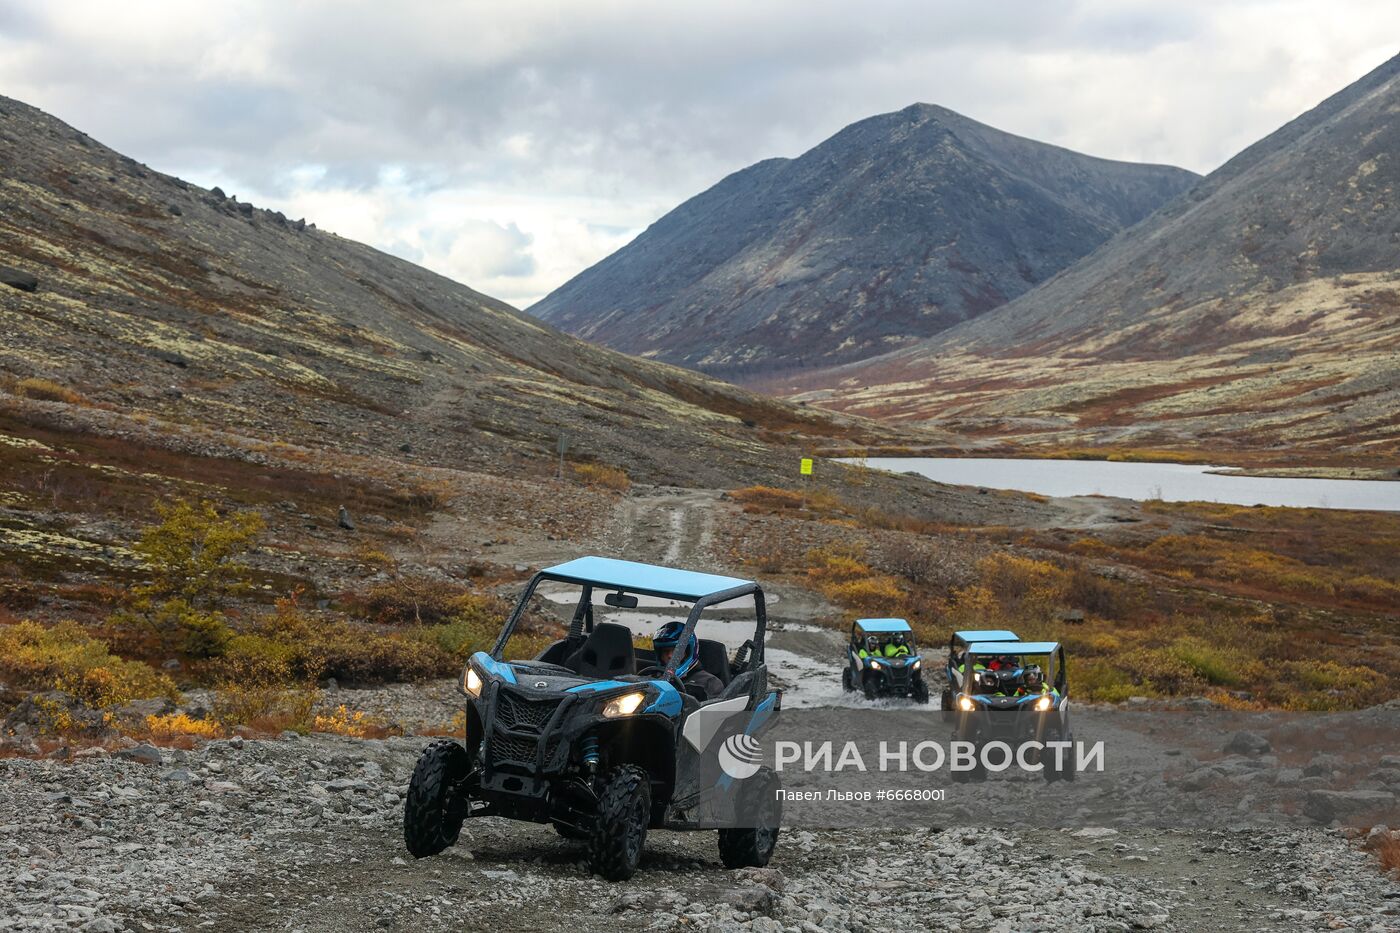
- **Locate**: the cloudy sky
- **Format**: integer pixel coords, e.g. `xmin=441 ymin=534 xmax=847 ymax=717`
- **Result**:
xmin=1 ymin=1 xmax=1395 ymax=307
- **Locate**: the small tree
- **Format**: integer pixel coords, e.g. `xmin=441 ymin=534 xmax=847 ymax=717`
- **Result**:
xmin=121 ymin=499 xmax=264 ymax=657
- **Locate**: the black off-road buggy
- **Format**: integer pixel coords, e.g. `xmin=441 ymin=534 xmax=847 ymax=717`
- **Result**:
xmin=402 ymin=556 xmax=783 ymax=880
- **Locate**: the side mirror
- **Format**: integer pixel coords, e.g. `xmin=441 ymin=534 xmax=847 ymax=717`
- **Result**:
xmin=604 ymin=591 xmax=639 ymax=609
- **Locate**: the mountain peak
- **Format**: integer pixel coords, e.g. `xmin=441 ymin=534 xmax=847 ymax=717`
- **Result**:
xmin=531 ymin=105 xmax=1197 ymax=381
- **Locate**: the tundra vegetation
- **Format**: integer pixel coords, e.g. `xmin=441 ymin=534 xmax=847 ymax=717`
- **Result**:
xmin=727 ymin=483 xmax=1398 ymax=711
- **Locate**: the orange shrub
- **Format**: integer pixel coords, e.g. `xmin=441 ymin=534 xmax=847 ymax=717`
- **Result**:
xmin=146 ymin=712 xmax=224 ymax=740
xmin=572 ymin=463 xmax=631 ymax=492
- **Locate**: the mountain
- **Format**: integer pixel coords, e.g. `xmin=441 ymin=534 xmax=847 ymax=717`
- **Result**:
xmin=782 ymin=55 xmax=1400 ymax=460
xmin=530 ymin=104 xmax=1197 ymax=381
xmin=0 ymin=94 xmax=900 ymax=492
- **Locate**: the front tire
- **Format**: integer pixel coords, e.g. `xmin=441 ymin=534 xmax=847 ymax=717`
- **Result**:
xmin=841 ymin=668 xmax=853 ymax=692
xmin=404 ymin=739 xmax=470 ymax=858
xmin=587 ymin=765 xmax=651 ymax=881
xmin=862 ymin=676 xmax=878 ymax=701
xmin=911 ymin=675 xmax=930 ymax=705
xmin=718 ymin=767 xmax=781 ymax=869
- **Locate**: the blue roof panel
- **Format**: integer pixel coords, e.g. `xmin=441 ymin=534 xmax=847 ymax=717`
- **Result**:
xmin=541 ymin=556 xmax=755 ymax=601
xmin=856 ymin=618 xmax=913 ymax=633
xmin=954 ymin=629 xmax=1019 ymax=642
xmin=968 ymin=640 xmax=1060 ymax=655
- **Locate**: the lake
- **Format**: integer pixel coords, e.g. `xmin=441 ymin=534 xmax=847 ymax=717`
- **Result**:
xmin=851 ymin=457 xmax=1400 ymax=512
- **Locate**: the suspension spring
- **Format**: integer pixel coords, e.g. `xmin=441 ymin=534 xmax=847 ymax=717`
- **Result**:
xmin=580 ymin=733 xmax=600 ymax=770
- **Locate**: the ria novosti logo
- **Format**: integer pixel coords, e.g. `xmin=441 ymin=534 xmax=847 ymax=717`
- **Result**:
xmin=718 ymin=733 xmax=764 ymax=779
xmin=715 ymin=735 xmax=1104 ymax=777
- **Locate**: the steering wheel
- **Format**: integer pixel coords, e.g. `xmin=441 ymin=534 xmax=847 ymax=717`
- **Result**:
xmin=637 ymin=665 xmax=687 ymax=692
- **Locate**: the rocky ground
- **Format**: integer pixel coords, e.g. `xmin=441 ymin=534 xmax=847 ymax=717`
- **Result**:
xmin=3 ymin=725 xmax=1398 ymax=933
xmin=3 ymin=471 xmax=1398 ymax=932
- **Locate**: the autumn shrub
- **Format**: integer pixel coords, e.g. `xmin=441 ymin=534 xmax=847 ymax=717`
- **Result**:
xmin=117 ymin=499 xmax=263 ymax=655
xmin=1165 ymin=637 xmax=1258 ymax=687
xmin=823 ymin=576 xmax=905 ymax=613
xmin=313 ymin=705 xmax=397 ymax=738
xmin=944 ymin=584 xmax=1005 ymax=630
xmin=572 ymin=462 xmax=631 ymax=492
xmin=878 ymin=538 xmax=954 ymax=587
xmin=730 ymin=486 xmax=805 ymax=512
xmin=1072 ymin=659 xmax=1146 ymax=703
xmin=146 ymin=712 xmax=224 ymax=740
xmin=976 ymin=553 xmax=1071 ymax=619
xmin=730 ymin=485 xmax=843 ymax=515
xmin=0 ymin=621 xmax=177 ymax=709
xmin=231 ymin=597 xmax=449 ymax=685
xmin=12 ymin=377 xmax=88 ymax=405
xmin=358 ymin=576 xmax=504 ymax=627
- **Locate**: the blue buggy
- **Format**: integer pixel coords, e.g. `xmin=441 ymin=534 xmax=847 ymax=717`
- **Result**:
xmin=841 ymin=618 xmax=929 ymax=703
xmin=402 ymin=556 xmax=783 ymax=880
xmin=941 ymin=629 xmax=1019 ymax=710
xmin=949 ymin=639 xmax=1074 ymax=783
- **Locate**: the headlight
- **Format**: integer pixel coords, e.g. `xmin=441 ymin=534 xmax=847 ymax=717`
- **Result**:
xmin=602 ymin=691 xmax=646 ymax=718
xmin=869 ymin=658 xmax=883 ymax=666
xmin=911 ymin=660 xmax=921 ymax=671
xmin=462 ymin=666 xmax=483 ymax=699
xmin=957 ymin=695 xmax=976 ymax=712
xmin=1034 ymin=694 xmax=1054 ymax=712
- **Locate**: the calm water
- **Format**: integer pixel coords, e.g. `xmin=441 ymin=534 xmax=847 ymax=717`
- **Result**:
xmin=853 ymin=457 xmax=1400 ymax=512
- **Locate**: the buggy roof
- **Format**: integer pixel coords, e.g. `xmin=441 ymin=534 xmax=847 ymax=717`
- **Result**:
xmin=954 ymin=629 xmax=1018 ymax=643
xmin=968 ymin=640 xmax=1060 ymax=655
xmin=855 ymin=618 xmax=912 ymax=633
xmin=540 ymin=556 xmax=756 ymax=602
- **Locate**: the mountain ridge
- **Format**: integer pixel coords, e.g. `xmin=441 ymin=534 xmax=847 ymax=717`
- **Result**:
xmin=531 ymin=103 xmax=1198 ymax=380
xmin=778 ymin=55 xmax=1400 ymax=459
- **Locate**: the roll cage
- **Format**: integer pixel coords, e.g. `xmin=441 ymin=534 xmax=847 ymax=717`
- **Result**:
xmin=962 ymin=640 xmax=1068 ymax=697
xmin=490 ymin=556 xmax=767 ymax=677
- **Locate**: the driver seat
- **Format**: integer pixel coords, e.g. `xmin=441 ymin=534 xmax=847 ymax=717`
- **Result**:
xmin=565 ymin=623 xmax=635 ymax=679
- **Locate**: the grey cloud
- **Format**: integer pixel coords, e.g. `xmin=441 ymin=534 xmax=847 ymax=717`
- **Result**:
xmin=1 ymin=1 xmax=1393 ymax=307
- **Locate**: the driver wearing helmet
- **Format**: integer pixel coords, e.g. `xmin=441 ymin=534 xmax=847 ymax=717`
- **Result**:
xmin=654 ymin=621 xmax=723 ymax=701
xmin=858 ymin=634 xmax=881 ymax=659
xmin=884 ymin=633 xmax=910 ymax=658
xmin=1016 ymin=664 xmax=1057 ymax=698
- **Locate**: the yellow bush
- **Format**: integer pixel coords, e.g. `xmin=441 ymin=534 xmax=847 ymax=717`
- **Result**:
xmin=0 ymin=621 xmax=178 ymax=708
xmin=13 ymin=377 xmax=87 ymax=405
xmin=945 ymin=584 xmax=1004 ymax=629
xmin=131 ymin=499 xmax=264 ymax=608
xmin=313 ymin=705 xmax=394 ymax=738
xmin=572 ymin=463 xmax=631 ymax=492
xmin=824 ymin=577 xmax=903 ymax=612
xmin=146 ymin=712 xmax=224 ymax=740
xmin=976 ymin=553 xmax=1071 ymax=616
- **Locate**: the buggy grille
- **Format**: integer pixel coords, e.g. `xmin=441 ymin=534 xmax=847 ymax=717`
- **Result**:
xmin=495 ymin=691 xmax=561 ymax=732
xmin=490 ymin=733 xmax=540 ymax=764
xmin=488 ymin=733 xmax=561 ymax=767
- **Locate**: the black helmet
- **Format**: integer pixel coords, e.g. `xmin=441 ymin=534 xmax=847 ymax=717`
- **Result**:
xmin=1022 ymin=665 xmax=1044 ymax=691
xmin=866 ymin=635 xmax=879 ymax=651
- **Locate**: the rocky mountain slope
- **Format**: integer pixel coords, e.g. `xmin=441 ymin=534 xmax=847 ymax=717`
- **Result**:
xmin=780 ymin=55 xmax=1400 ymax=460
xmin=530 ymin=104 xmax=1196 ymax=381
xmin=0 ymin=94 xmax=903 ymax=492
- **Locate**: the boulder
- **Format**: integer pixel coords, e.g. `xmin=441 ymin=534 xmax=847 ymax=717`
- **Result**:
xmin=1222 ymin=731 xmax=1271 ymax=756
xmin=1303 ymin=753 xmax=1344 ymax=777
xmin=338 ymin=506 xmax=355 ymax=530
xmin=2 ymin=691 xmax=112 ymax=739
xmin=1303 ymin=789 xmax=1396 ymax=824
xmin=115 ymin=743 xmax=164 ymax=766
xmin=111 ymin=696 xmax=175 ymax=728
xmin=0 ymin=264 xmax=38 ymax=292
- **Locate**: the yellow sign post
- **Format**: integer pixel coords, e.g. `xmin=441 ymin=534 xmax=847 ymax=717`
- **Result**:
xmin=800 ymin=457 xmax=813 ymax=510
xmin=800 ymin=458 xmax=813 ymax=475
